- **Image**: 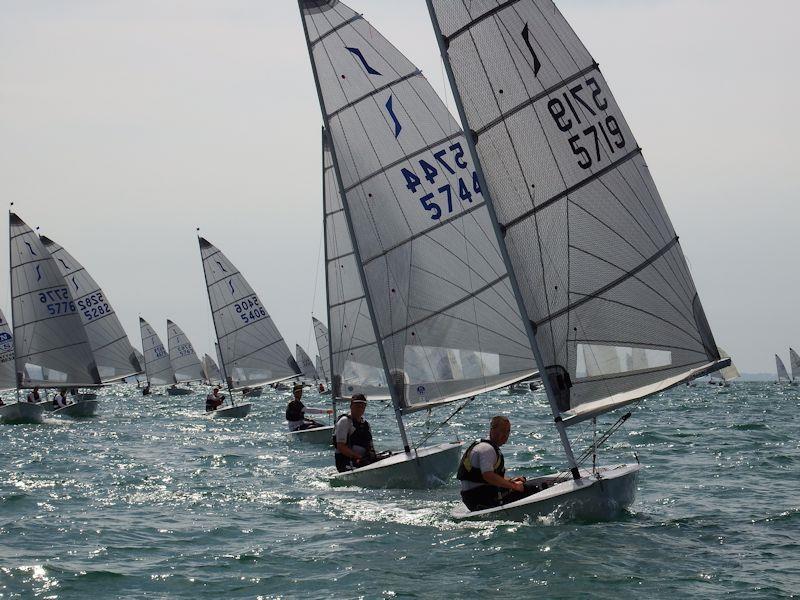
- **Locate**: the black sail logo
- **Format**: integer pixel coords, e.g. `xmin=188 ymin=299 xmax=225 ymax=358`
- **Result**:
xmin=521 ymin=23 xmax=541 ymax=77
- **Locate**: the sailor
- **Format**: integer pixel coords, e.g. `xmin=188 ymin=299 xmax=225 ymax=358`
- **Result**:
xmin=26 ymin=386 xmax=41 ymax=403
xmin=53 ymin=388 xmax=69 ymax=409
xmin=318 ymin=382 xmax=326 ymax=394
xmin=285 ymin=383 xmax=332 ymax=431
xmin=457 ymin=415 xmax=529 ymax=511
xmin=142 ymin=384 xmax=151 ymax=396
xmin=205 ymin=387 xmax=225 ymax=412
xmin=334 ymin=394 xmax=379 ymax=472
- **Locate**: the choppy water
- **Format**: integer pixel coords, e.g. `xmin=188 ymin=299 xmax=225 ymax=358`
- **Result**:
xmin=0 ymin=382 xmax=798 ymax=599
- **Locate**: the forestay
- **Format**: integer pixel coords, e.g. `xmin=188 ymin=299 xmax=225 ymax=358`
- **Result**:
xmin=167 ymin=319 xmax=204 ymax=383
xmin=139 ymin=317 xmax=175 ymax=385
xmin=198 ymin=238 xmax=300 ymax=389
xmin=427 ymin=0 xmax=724 ymax=423
xmin=41 ymin=235 xmax=140 ymax=382
xmin=202 ymin=353 xmax=222 ymax=384
xmin=776 ymin=355 xmax=791 ymax=382
xmin=302 ymin=2 xmax=536 ymax=413
xmin=0 ymin=309 xmax=16 ymax=390
xmin=790 ymin=348 xmax=800 ymax=381
xmin=320 ymin=131 xmax=389 ymax=401
xmin=311 ymin=317 xmax=331 ymax=383
xmin=296 ymin=344 xmax=319 ymax=380
xmin=10 ymin=213 xmax=100 ymax=387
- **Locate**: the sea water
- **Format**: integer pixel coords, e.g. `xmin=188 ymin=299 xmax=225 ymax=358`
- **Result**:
xmin=0 ymin=383 xmax=797 ymax=598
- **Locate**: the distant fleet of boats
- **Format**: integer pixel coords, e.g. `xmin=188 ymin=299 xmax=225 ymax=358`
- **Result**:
xmin=0 ymin=0 xmax=794 ymax=521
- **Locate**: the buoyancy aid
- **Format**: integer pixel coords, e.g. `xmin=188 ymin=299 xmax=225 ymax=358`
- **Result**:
xmin=457 ymin=439 xmax=505 ymax=483
xmin=334 ymin=414 xmax=373 ymax=454
xmin=285 ymin=399 xmax=305 ymax=421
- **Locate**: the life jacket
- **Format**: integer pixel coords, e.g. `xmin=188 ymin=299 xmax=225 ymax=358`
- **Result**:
xmin=205 ymin=394 xmax=222 ymax=411
xmin=334 ymin=414 xmax=373 ymax=454
xmin=285 ymin=399 xmax=305 ymax=421
xmin=457 ymin=439 xmax=505 ymax=483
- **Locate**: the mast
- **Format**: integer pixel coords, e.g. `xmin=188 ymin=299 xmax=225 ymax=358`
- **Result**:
xmin=198 ymin=231 xmax=235 ymax=406
xmin=425 ymin=2 xmax=579 ymax=477
xmin=299 ymin=7 xmax=411 ymax=453
xmin=321 ymin=127 xmax=337 ymax=421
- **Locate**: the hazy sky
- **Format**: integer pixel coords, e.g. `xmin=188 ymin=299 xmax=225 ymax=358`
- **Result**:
xmin=1 ymin=0 xmax=797 ymax=374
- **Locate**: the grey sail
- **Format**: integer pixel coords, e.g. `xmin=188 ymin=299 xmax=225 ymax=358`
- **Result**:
xmin=427 ymin=0 xmax=726 ymax=424
xmin=198 ymin=237 xmax=300 ymax=389
xmin=166 ymin=319 xmax=204 ymax=383
xmin=320 ymin=131 xmax=389 ymax=401
xmin=790 ymin=348 xmax=800 ymax=381
xmin=296 ymin=344 xmax=319 ymax=381
xmin=302 ymin=2 xmax=536 ymax=413
xmin=776 ymin=355 xmax=791 ymax=382
xmin=202 ymin=353 xmax=222 ymax=384
xmin=139 ymin=317 xmax=175 ymax=385
xmin=0 ymin=309 xmax=16 ymax=390
xmin=41 ymin=235 xmax=140 ymax=382
xmin=10 ymin=213 xmax=101 ymax=387
xmin=713 ymin=347 xmax=739 ymax=381
xmin=315 ymin=355 xmax=326 ymax=382
xmin=312 ymin=317 xmax=331 ymax=383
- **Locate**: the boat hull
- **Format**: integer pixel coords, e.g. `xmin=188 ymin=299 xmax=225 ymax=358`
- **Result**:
xmin=452 ymin=463 xmax=640 ymax=522
xmin=53 ymin=400 xmax=99 ymax=418
xmin=242 ymin=387 xmax=263 ymax=398
xmin=0 ymin=402 xmax=43 ymax=424
xmin=330 ymin=441 xmax=463 ymax=489
xmin=210 ymin=403 xmax=252 ymax=419
xmin=166 ymin=387 xmax=193 ymax=396
xmin=287 ymin=424 xmax=334 ymax=445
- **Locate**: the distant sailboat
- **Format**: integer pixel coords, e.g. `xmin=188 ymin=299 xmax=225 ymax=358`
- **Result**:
xmin=776 ymin=354 xmax=793 ymax=384
xmin=9 ymin=213 xmax=102 ymax=419
xmin=789 ymin=348 xmax=800 ymax=385
xmin=425 ymin=0 xmax=730 ymax=519
xmin=201 ymin=353 xmax=222 ymax=385
xmin=709 ymin=348 xmax=739 ymax=387
xmin=296 ymin=344 xmax=319 ymax=382
xmin=139 ymin=317 xmax=175 ymax=393
xmin=300 ymin=3 xmax=538 ymax=488
xmin=312 ymin=317 xmax=331 ymax=387
xmin=166 ymin=319 xmax=203 ymax=395
xmin=0 ymin=307 xmax=41 ymax=423
xmin=198 ymin=236 xmax=301 ymax=417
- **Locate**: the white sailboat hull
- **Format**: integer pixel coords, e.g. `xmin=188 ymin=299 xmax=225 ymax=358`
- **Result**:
xmin=330 ymin=441 xmax=463 ymax=489
xmin=166 ymin=387 xmax=193 ymax=396
xmin=0 ymin=402 xmax=43 ymax=424
xmin=53 ymin=400 xmax=99 ymax=418
xmin=210 ymin=403 xmax=252 ymax=419
xmin=452 ymin=463 xmax=640 ymax=522
xmin=287 ymin=424 xmax=334 ymax=445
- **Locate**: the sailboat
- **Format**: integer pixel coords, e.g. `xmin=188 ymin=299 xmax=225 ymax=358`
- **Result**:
xmin=300 ymin=5 xmax=538 ymax=489
xmin=166 ymin=319 xmax=203 ymax=395
xmin=201 ymin=352 xmax=222 ymax=385
xmin=776 ymin=354 xmax=793 ymax=384
xmin=0 ymin=308 xmax=42 ymax=423
xmin=295 ymin=344 xmax=319 ymax=382
xmin=422 ymin=0 xmax=729 ymax=519
xmin=139 ymin=317 xmax=176 ymax=394
xmin=198 ymin=236 xmax=302 ymax=418
xmin=709 ymin=347 xmax=739 ymax=387
xmin=10 ymin=213 xmax=103 ymax=418
xmin=789 ymin=348 xmax=800 ymax=386
xmin=41 ymin=234 xmax=141 ymax=404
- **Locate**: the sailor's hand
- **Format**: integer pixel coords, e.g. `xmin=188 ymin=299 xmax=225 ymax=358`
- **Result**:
xmin=510 ymin=480 xmax=525 ymax=493
xmin=326 ymin=409 xmax=333 ymax=415
xmin=511 ymin=476 xmax=526 ymax=484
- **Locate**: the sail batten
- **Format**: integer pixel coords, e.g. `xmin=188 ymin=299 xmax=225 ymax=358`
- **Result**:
xmin=10 ymin=213 xmax=101 ymax=387
xmin=199 ymin=237 xmax=300 ymax=389
xmin=427 ymin=0 xmax=722 ymax=419
xmin=302 ymin=0 xmax=536 ymax=410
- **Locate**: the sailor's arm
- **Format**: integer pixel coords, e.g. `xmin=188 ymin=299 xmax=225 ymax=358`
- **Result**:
xmin=336 ymin=442 xmax=362 ymax=460
xmin=481 ymin=471 xmax=524 ymax=493
xmin=304 ymin=407 xmax=333 ymax=415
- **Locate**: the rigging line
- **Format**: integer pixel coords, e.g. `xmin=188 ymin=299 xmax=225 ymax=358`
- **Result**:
xmin=413 ymin=395 xmax=474 ymax=450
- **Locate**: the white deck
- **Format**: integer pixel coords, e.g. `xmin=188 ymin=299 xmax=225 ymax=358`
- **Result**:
xmin=210 ymin=403 xmax=252 ymax=419
xmin=287 ymin=424 xmax=334 ymax=445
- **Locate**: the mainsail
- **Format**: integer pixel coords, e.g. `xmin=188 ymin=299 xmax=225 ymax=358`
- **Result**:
xmin=41 ymin=235 xmax=140 ymax=382
xmin=776 ymin=355 xmax=791 ymax=382
xmin=202 ymin=353 xmax=222 ymax=384
xmin=426 ymin=0 xmax=726 ymax=424
xmin=139 ymin=317 xmax=175 ymax=385
xmin=296 ymin=344 xmax=319 ymax=380
xmin=790 ymin=348 xmax=800 ymax=381
xmin=0 ymin=309 xmax=16 ymax=390
xmin=301 ymin=2 xmax=537 ymax=414
xmin=166 ymin=319 xmax=204 ymax=383
xmin=10 ymin=213 xmax=100 ymax=387
xmin=311 ymin=317 xmax=331 ymax=383
xmin=198 ymin=237 xmax=300 ymax=389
